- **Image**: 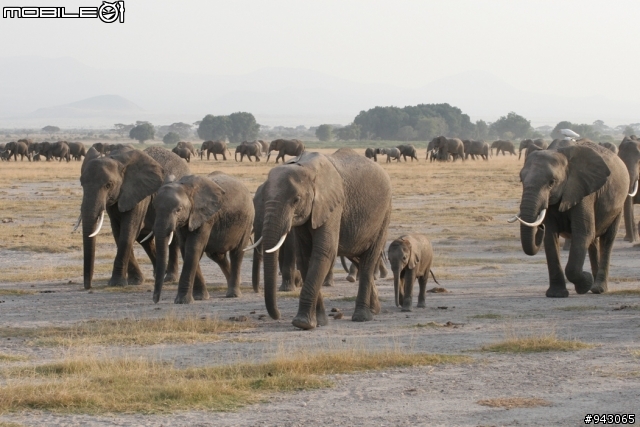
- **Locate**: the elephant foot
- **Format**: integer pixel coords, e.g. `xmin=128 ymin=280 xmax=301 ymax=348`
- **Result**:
xmin=401 ymin=306 xmax=412 ymax=312
xmin=546 ymin=287 xmax=569 ymax=298
xmin=352 ymin=306 xmax=373 ymax=322
xmin=163 ymin=272 xmax=178 ymax=283
xmin=108 ymin=276 xmax=128 ymax=287
xmin=225 ymin=287 xmax=241 ymax=298
xmin=279 ymin=280 xmax=296 ymax=292
xmin=152 ymin=291 xmax=161 ymax=303
xmin=370 ymin=286 xmax=381 ymax=314
xmin=574 ymin=276 xmax=594 ymax=295
xmin=417 ymin=300 xmax=426 ymax=308
xmin=127 ymin=274 xmax=145 ymax=286
xmin=322 ymin=277 xmax=334 ymax=287
xmin=316 ymin=308 xmax=329 ymax=327
xmin=346 ymin=274 xmax=356 ymax=283
xmin=292 ymin=313 xmax=316 ymax=330
xmin=193 ymin=288 xmax=210 ymax=300
xmin=590 ymin=281 xmax=608 ymax=294
xmin=174 ymin=293 xmax=194 ymax=304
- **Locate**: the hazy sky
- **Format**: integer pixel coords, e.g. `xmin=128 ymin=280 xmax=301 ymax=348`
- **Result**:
xmin=1 ymin=0 xmax=638 ymax=102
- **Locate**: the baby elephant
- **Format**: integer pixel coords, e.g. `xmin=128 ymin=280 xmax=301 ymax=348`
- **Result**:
xmin=388 ymin=234 xmax=439 ymax=311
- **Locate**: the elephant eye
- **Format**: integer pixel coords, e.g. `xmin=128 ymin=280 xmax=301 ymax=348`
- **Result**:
xmin=548 ymin=179 xmax=556 ymax=188
xmin=292 ymin=196 xmax=301 ymax=205
xmin=105 ymin=182 xmax=112 ymax=189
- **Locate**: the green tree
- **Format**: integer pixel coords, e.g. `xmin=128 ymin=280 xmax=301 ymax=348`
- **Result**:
xmin=197 ymin=115 xmax=232 ymax=141
xmin=129 ymin=122 xmax=155 ymax=143
xmin=416 ymin=117 xmax=449 ymax=140
xmin=163 ymin=132 xmax=180 ymax=145
xmin=335 ymin=123 xmax=361 ymax=141
xmin=490 ymin=112 xmax=532 ymax=139
xmin=114 ymin=123 xmax=134 ymax=138
xmin=42 ymin=125 xmax=60 ymax=138
xmin=167 ymin=122 xmax=193 ymax=139
xmin=229 ymin=112 xmax=260 ymax=142
xmin=397 ymin=125 xmax=416 ymax=141
xmin=474 ymin=120 xmax=489 ymax=140
xmin=315 ymin=124 xmax=333 ymax=141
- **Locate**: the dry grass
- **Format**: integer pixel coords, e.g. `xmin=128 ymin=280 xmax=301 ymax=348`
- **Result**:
xmin=0 ymin=313 xmax=253 ymax=347
xmin=480 ymin=330 xmax=593 ymax=353
xmin=0 ymin=289 xmax=35 ymax=296
xmin=0 ymin=349 xmax=471 ymax=414
xmin=477 ymin=397 xmax=551 ymax=409
xmin=556 ymin=305 xmax=599 ymax=312
xmin=469 ymin=313 xmax=504 ymax=319
xmin=0 ymin=354 xmax=27 ymax=363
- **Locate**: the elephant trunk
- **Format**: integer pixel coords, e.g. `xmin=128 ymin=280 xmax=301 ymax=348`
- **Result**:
xmin=519 ymin=193 xmax=546 ymax=256
xmin=393 ymin=266 xmax=402 ymax=307
xmin=81 ymin=200 xmax=104 ymax=289
xmin=262 ymin=209 xmax=290 ymax=320
xmin=152 ymin=220 xmax=175 ymax=303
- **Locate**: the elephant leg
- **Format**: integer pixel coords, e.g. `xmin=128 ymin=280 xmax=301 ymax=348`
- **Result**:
xmin=165 ymin=238 xmax=181 ymax=283
xmin=192 ymin=263 xmax=210 ymax=301
xmin=562 ymin=237 xmax=571 ymax=251
xmin=279 ymin=233 xmax=298 ymax=291
xmin=126 ymin=247 xmax=145 ymax=286
xmin=417 ymin=275 xmax=428 ymax=308
xmin=346 ymin=261 xmax=357 ymax=282
xmin=226 ymin=246 xmax=245 ymax=298
xmin=401 ymin=268 xmax=416 ymax=312
xmin=587 ymin=239 xmax=599 ymax=281
xmin=109 ymin=207 xmax=145 ymax=286
xmin=564 ymin=233 xmax=594 ymax=295
xmin=322 ymin=268 xmax=334 ymax=287
xmin=353 ymin=246 xmax=382 ymax=321
xmin=378 ymin=256 xmax=388 ymax=278
xmin=139 ymin=237 xmax=157 ymax=277
xmin=623 ymin=197 xmax=638 ymax=242
xmin=316 ymin=291 xmax=328 ymax=326
xmin=543 ymin=222 xmax=569 ymax=297
xmin=175 ymin=231 xmax=208 ymax=304
xmin=592 ymin=215 xmax=621 ymax=294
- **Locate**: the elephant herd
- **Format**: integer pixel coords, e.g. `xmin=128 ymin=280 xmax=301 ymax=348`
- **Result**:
xmin=0 ymin=139 xmax=86 ymax=162
xmin=188 ymin=139 xmax=305 ymax=163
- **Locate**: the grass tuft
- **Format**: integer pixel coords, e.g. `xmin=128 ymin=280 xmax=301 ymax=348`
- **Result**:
xmin=556 ymin=305 xmax=598 ymax=312
xmin=469 ymin=313 xmax=503 ymax=319
xmin=477 ymin=397 xmax=551 ymax=409
xmin=0 ymin=289 xmax=35 ymax=296
xmin=0 ymin=353 xmax=27 ymax=363
xmin=480 ymin=330 xmax=593 ymax=353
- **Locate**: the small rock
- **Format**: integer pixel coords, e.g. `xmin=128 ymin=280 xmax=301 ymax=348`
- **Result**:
xmin=437 ymin=306 xmax=448 ymax=309
xmin=331 ymin=307 xmax=340 ymax=312
xmin=428 ymin=287 xmax=448 ymax=293
xmin=258 ymin=314 xmax=267 ymax=320
xmin=250 ymin=310 xmax=256 ymax=314
xmin=301 ymin=402 xmax=307 ymax=407
xmin=1 ymin=218 xmax=13 ymax=223
xmin=333 ymin=312 xmax=343 ymax=320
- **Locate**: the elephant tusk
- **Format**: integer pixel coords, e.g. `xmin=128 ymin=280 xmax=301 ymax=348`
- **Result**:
xmin=72 ymin=214 xmax=82 ymax=232
xmin=167 ymin=231 xmax=174 ymax=246
xmin=265 ymin=234 xmax=287 ymax=254
xmin=512 ymin=209 xmax=547 ymax=228
xmin=243 ymin=236 xmax=263 ymax=252
xmin=88 ymin=210 xmax=105 ymax=237
xmin=507 ymin=215 xmax=519 ymax=223
xmin=629 ymin=180 xmax=638 ymax=197
xmin=139 ymin=231 xmax=153 ymax=243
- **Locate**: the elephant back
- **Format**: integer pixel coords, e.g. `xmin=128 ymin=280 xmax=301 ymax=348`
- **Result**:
xmin=144 ymin=146 xmax=191 ymax=180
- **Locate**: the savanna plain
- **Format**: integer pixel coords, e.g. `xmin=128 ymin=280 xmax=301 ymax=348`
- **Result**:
xmin=0 ymin=146 xmax=639 ymax=427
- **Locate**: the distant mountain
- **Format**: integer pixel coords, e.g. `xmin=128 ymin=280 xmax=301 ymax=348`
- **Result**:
xmin=28 ymin=95 xmax=143 ymax=119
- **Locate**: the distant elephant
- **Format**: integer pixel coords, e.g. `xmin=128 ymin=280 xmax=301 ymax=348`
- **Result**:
xmin=92 ymin=142 xmax=110 ymax=155
xmin=257 ymin=140 xmax=269 ymax=155
xmin=38 ymin=141 xmax=70 ymax=162
xmin=152 ymin=173 xmax=254 ymax=303
xmin=266 ymin=139 xmax=305 ymax=163
xmin=32 ymin=153 xmax=42 ymax=161
xmin=381 ymin=147 xmax=401 ymax=162
xmin=200 ymin=140 xmax=230 ymax=160
xmin=463 ymin=140 xmax=490 ymax=160
xmin=427 ymin=148 xmax=438 ymax=162
xmin=340 ymin=254 xmax=388 ymax=283
xmin=79 ymin=146 xmax=191 ymax=289
xmin=491 ymin=140 xmax=516 ymax=156
xmin=431 ymin=136 xmax=464 ymax=161
xmin=599 ymin=142 xmax=618 ymax=154
xmin=235 ymin=141 xmax=261 ymax=162
xmin=388 ymin=234 xmax=439 ymax=311
xmin=396 ymin=144 xmax=418 ymax=161
xmin=172 ymin=146 xmax=191 ymax=162
xmin=5 ymin=140 xmax=30 ymax=161
xmin=511 ymin=141 xmax=629 ymax=297
xmin=364 ymin=147 xmax=381 ymax=162
xmin=617 ymin=136 xmax=640 ymax=242
xmin=259 ymin=148 xmax=392 ymax=330
xmin=175 ymin=141 xmax=196 ymax=157
xmin=519 ymin=139 xmax=548 ymax=160
xmin=68 ymin=142 xmax=86 ymax=161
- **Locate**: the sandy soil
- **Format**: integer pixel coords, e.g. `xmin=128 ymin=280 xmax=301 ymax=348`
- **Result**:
xmin=1 ymin=153 xmax=639 ymax=426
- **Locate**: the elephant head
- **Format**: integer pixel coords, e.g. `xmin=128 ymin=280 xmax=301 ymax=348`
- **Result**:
xmin=266 ymin=140 xmax=281 ymax=162
xmin=513 ymin=146 xmax=610 ymax=256
xmin=80 ymin=148 xmax=164 ymax=289
xmin=388 ymin=237 xmax=419 ymax=307
xmin=618 ymin=136 xmax=640 ymax=196
xmin=261 ymin=152 xmax=344 ymax=319
xmin=151 ymin=175 xmax=225 ymax=303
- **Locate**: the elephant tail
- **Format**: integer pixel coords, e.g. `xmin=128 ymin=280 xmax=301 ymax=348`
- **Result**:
xmin=340 ymin=256 xmax=349 ymax=273
xmin=429 ymin=269 xmax=440 ymax=286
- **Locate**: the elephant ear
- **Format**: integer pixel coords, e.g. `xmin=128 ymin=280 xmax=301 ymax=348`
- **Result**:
xmin=406 ymin=239 xmax=419 ymax=269
xmin=558 ymin=145 xmax=610 ymax=212
xmin=111 ymin=150 xmax=164 ymax=212
xmin=188 ymin=177 xmax=225 ymax=231
xmin=299 ymin=154 xmax=344 ymax=229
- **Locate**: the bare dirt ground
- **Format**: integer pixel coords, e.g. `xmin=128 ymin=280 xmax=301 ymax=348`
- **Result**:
xmin=1 ymin=149 xmax=639 ymax=426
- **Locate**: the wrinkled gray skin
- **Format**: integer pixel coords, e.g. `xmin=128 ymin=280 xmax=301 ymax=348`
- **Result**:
xmin=396 ymin=144 xmax=419 ymax=161
xmin=38 ymin=141 xmax=70 ymax=162
xmin=364 ymin=147 xmax=381 ymax=162
xmin=152 ymin=173 xmax=254 ymax=303
xmin=68 ymin=142 xmax=86 ymax=161
xmin=260 ymin=149 xmax=392 ymax=330
xmin=92 ymin=142 xmax=110 ymax=155
xmin=431 ymin=136 xmax=464 ymax=161
xmin=172 ymin=146 xmax=191 ymax=162
xmin=5 ymin=140 xmax=30 ymax=161
xmin=599 ymin=142 xmax=618 ymax=154
xmin=340 ymin=254 xmax=388 ymax=283
xmin=381 ymin=147 xmax=401 ymax=162
xmin=267 ymin=139 xmax=305 ymax=163
xmin=388 ymin=234 xmax=438 ymax=311
xmin=519 ymin=138 xmax=548 ymax=160
xmin=491 ymin=140 xmax=516 ymax=156
xmin=617 ymin=136 xmax=640 ymax=242
xmin=463 ymin=140 xmax=490 ymax=160
xmin=80 ymin=146 xmax=190 ymax=289
xmin=175 ymin=141 xmax=197 ymax=157
xmin=235 ymin=141 xmax=261 ymax=162
xmin=200 ymin=140 xmax=230 ymax=160
xmin=516 ymin=141 xmax=628 ymax=297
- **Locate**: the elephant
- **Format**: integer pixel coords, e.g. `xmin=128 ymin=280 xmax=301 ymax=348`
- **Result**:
xmin=396 ymin=144 xmax=419 ymax=161
xmin=463 ymin=140 xmax=490 ymax=160
xmin=511 ymin=140 xmax=629 ymax=297
xmin=92 ymin=142 xmax=111 ymax=155
xmin=172 ymin=146 xmax=191 ymax=162
xmin=152 ymin=172 xmax=254 ymax=303
xmin=599 ymin=142 xmax=618 ymax=154
xmin=257 ymin=140 xmax=269 ymax=155
xmin=200 ymin=140 xmax=230 ymax=160
xmin=79 ymin=146 xmax=191 ymax=289
xmin=1 ymin=149 xmax=11 ymax=161
xmin=381 ymin=147 xmax=401 ymax=162
xmin=427 ymin=148 xmax=438 ymax=162
xmin=491 ymin=140 xmax=516 ymax=156
xmin=68 ymin=142 xmax=86 ymax=161
xmin=38 ymin=141 xmax=70 ymax=162
xmin=266 ymin=139 xmax=305 ymax=163
xmin=518 ymin=139 xmax=548 ymax=160
xmin=259 ymin=148 xmax=392 ymax=330
xmin=5 ymin=140 xmax=30 ymax=161
xmin=388 ymin=234 xmax=439 ymax=311
xmin=32 ymin=153 xmax=42 ymax=161
xmin=431 ymin=136 xmax=465 ymax=161
xmin=340 ymin=254 xmax=388 ymax=283
xmin=175 ymin=141 xmax=197 ymax=157
xmin=235 ymin=141 xmax=262 ymax=162
xmin=617 ymin=135 xmax=640 ymax=242
xmin=364 ymin=147 xmax=381 ymax=162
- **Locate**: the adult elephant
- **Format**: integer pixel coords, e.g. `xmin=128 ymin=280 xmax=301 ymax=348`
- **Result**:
xmin=5 ymin=140 xmax=30 ymax=161
xmin=200 ymin=140 xmax=230 ymax=160
xmin=463 ymin=140 xmax=490 ymax=160
xmin=152 ymin=173 xmax=253 ymax=303
xmin=260 ymin=149 xmax=392 ymax=329
xmin=381 ymin=147 xmax=401 ymax=162
xmin=432 ymin=136 xmax=464 ymax=161
xmin=79 ymin=146 xmax=190 ymax=289
xmin=92 ymin=142 xmax=110 ymax=155
xmin=519 ymin=139 xmax=548 ymax=160
xmin=235 ymin=141 xmax=261 ymax=162
xmin=175 ymin=141 xmax=197 ymax=157
xmin=364 ymin=147 xmax=381 ymax=162
xmin=396 ymin=144 xmax=418 ymax=161
xmin=510 ymin=141 xmax=628 ymax=296
xmin=617 ymin=136 xmax=640 ymax=242
xmin=172 ymin=146 xmax=191 ymax=162
xmin=340 ymin=254 xmax=388 ymax=283
xmin=38 ymin=141 xmax=70 ymax=162
xmin=599 ymin=142 xmax=618 ymax=154
xmin=491 ymin=140 xmax=516 ymax=156
xmin=266 ymin=139 xmax=305 ymax=163
xmin=68 ymin=142 xmax=86 ymax=161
